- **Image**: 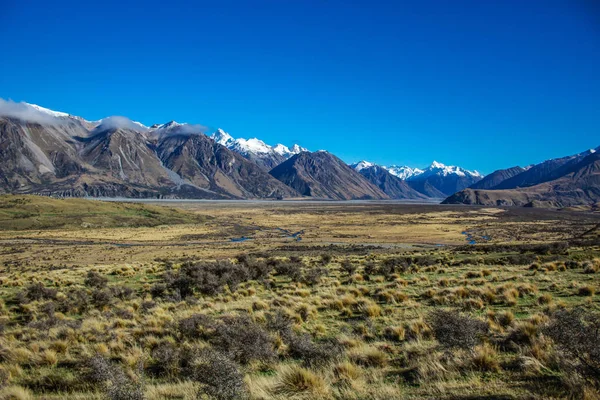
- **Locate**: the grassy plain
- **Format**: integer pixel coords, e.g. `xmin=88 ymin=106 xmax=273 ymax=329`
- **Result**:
xmin=0 ymin=196 xmax=599 ymax=399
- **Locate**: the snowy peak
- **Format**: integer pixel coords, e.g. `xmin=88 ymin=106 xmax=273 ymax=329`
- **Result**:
xmin=273 ymin=143 xmax=308 ymax=157
xmin=384 ymin=165 xmax=424 ymax=180
xmin=290 ymin=144 xmax=308 ymax=154
xmin=421 ymin=161 xmax=482 ymax=178
xmin=209 ymin=128 xmax=307 ymax=164
xmin=156 ymin=120 xmax=184 ymax=130
xmin=211 ymin=128 xmax=234 ymax=146
xmin=25 ymin=103 xmax=70 ymax=118
xmin=351 ymin=160 xmax=375 ymax=172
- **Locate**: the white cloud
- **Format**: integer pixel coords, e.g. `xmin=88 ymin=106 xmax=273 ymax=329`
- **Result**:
xmin=97 ymin=116 xmax=148 ymax=132
xmin=0 ymin=98 xmax=65 ymax=125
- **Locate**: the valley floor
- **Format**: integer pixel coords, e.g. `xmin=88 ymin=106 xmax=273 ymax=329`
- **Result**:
xmin=0 ymin=198 xmax=599 ymax=399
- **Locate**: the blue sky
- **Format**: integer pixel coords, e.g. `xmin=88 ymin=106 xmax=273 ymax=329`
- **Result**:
xmin=0 ymin=0 xmax=598 ymax=173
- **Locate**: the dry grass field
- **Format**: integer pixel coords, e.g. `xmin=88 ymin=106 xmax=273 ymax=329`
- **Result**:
xmin=0 ymin=196 xmax=599 ymax=399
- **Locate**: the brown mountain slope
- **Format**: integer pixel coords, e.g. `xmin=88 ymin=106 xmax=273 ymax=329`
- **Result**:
xmin=269 ymin=152 xmax=389 ymax=200
xmin=470 ymin=166 xmax=525 ymax=190
xmin=0 ymin=116 xmax=299 ymax=199
xmin=157 ymin=133 xmax=299 ymax=199
xmin=0 ymin=117 xmax=88 ymax=192
xmin=443 ymin=152 xmax=600 ymax=207
xmin=80 ymin=127 xmax=175 ymax=187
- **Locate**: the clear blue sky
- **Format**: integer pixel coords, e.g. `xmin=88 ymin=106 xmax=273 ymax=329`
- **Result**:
xmin=1 ymin=0 xmax=598 ymax=173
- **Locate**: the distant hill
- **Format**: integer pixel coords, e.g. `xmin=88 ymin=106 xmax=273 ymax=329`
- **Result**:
xmin=270 ymin=152 xmax=389 ymax=200
xmin=444 ymin=151 xmax=600 ymax=207
xmin=492 ymin=150 xmax=595 ymax=190
xmin=0 ymin=195 xmax=208 ymax=230
xmin=470 ymin=166 xmax=525 ymax=190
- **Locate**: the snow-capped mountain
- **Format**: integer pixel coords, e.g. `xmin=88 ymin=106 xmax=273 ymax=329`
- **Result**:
xmin=210 ymin=128 xmax=307 ymax=170
xmin=351 ymin=160 xmax=483 ymax=198
xmin=350 ymin=160 xmax=376 ymax=172
xmin=417 ymin=161 xmax=482 ymax=179
xmin=26 ymin=103 xmax=70 ymax=118
xmin=407 ymin=161 xmax=483 ymax=197
xmin=23 ymin=102 xmax=149 ymax=131
xmin=384 ymin=165 xmax=424 ymax=180
xmin=350 ymin=161 xmax=429 ymax=199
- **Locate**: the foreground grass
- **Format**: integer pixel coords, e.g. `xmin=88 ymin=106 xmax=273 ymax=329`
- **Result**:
xmin=0 ymin=244 xmax=599 ymax=399
xmin=0 ymin=198 xmax=599 ymax=399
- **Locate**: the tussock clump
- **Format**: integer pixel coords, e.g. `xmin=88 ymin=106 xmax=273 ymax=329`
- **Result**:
xmin=471 ymin=343 xmax=500 ymax=372
xmin=0 ymin=386 xmax=35 ymax=400
xmin=273 ymin=365 xmax=329 ymax=397
xmin=502 ymin=322 xmax=538 ymax=350
xmin=495 ymin=311 xmax=515 ymax=328
xmin=348 ymin=345 xmax=388 ymax=368
xmin=538 ymin=293 xmax=553 ymax=305
xmin=383 ymin=326 xmax=406 ymax=342
xmin=333 ymin=361 xmax=362 ymax=383
xmin=583 ymin=262 xmax=599 ymax=274
xmin=355 ymin=299 xmax=381 ymax=318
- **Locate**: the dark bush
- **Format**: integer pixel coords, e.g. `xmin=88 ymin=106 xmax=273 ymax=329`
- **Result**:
xmin=0 ymin=366 xmax=7 ymax=388
xmin=211 ymin=315 xmax=275 ymax=364
xmin=18 ymin=283 xmax=57 ymax=303
xmin=544 ymin=308 xmax=600 ymax=384
xmin=111 ymin=285 xmax=135 ymax=300
xmin=160 ymin=260 xmax=253 ymax=300
xmin=148 ymin=342 xmax=180 ymax=378
xmin=178 ymin=313 xmax=214 ymax=340
xmin=341 ymin=260 xmax=357 ymax=276
xmin=247 ymin=259 xmax=273 ymax=281
xmin=58 ymin=288 xmax=90 ymax=314
xmin=84 ymin=271 xmax=108 ymax=289
xmin=150 ymin=283 xmax=167 ymax=299
xmin=193 ymin=349 xmax=248 ymax=400
xmin=266 ymin=309 xmax=294 ymax=335
xmin=286 ymin=333 xmax=343 ymax=368
xmin=321 ymin=253 xmax=333 ymax=265
xmin=429 ymin=309 xmax=487 ymax=349
xmin=91 ymin=289 xmax=114 ymax=308
xmin=139 ymin=300 xmax=156 ymax=314
xmin=87 ymin=355 xmax=144 ymax=400
xmin=275 ymin=262 xmax=302 ymax=282
xmin=363 ymin=261 xmax=377 ymax=277
xmin=303 ymin=267 xmax=326 ymax=286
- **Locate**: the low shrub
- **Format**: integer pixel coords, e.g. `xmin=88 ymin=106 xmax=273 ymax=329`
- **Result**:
xmin=429 ymin=309 xmax=487 ymax=349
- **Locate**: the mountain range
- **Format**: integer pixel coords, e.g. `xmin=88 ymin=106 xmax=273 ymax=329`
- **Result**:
xmin=0 ymin=101 xmax=598 ymax=207
xmin=351 ymin=160 xmax=482 ymax=198
xmin=444 ymin=148 xmax=600 ymax=207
